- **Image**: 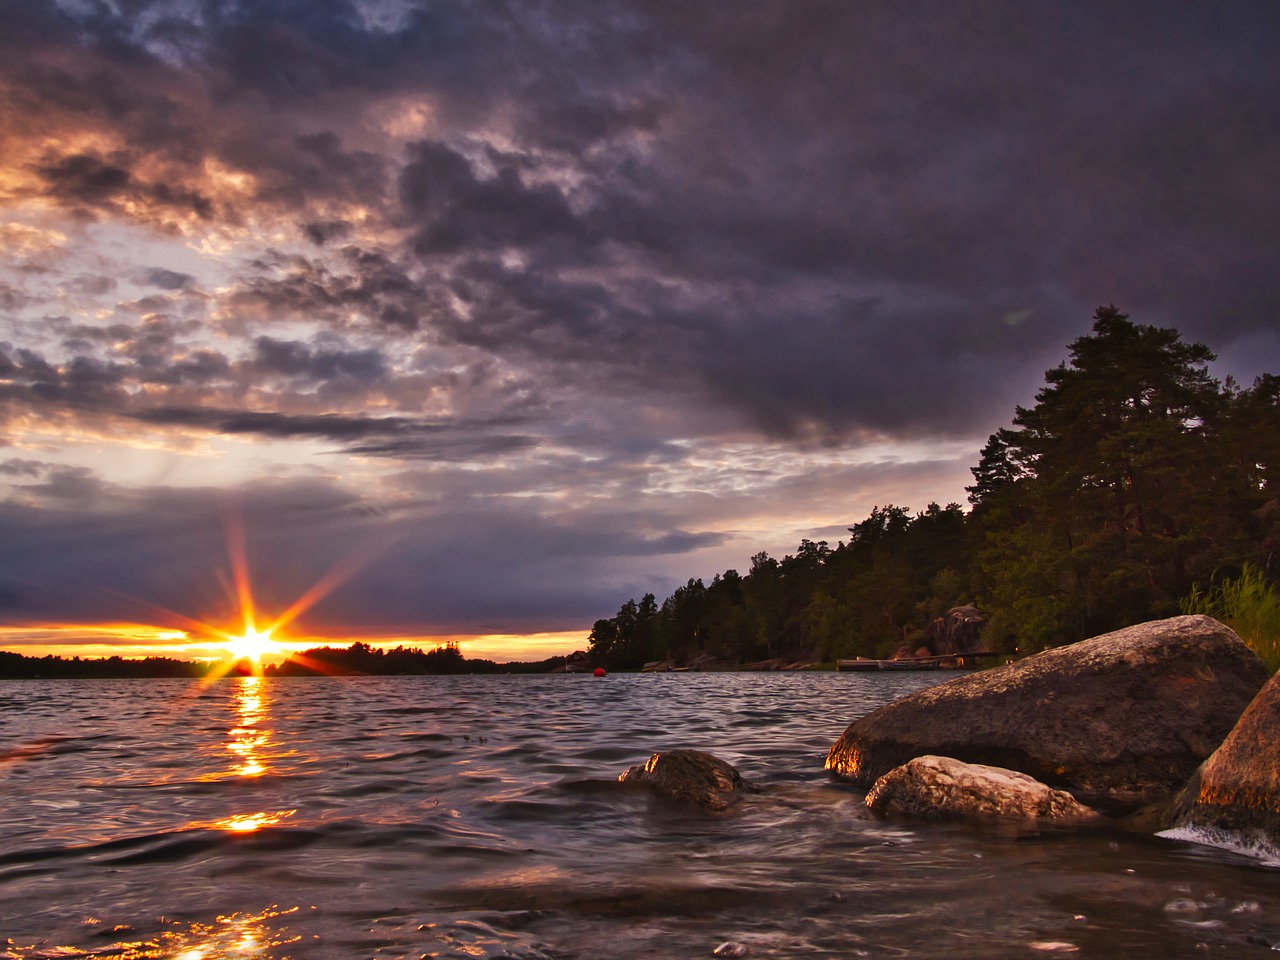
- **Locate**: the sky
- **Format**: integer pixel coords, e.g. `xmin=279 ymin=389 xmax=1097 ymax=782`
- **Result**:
xmin=1 ymin=1 xmax=1278 ymax=663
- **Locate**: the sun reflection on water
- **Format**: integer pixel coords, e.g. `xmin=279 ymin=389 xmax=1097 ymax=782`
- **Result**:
xmin=213 ymin=809 xmax=296 ymax=833
xmin=6 ymin=906 xmax=308 ymax=960
xmin=195 ymin=675 xmax=290 ymax=783
xmin=186 ymin=676 xmax=300 ymax=836
xmin=229 ymin=675 xmax=268 ymax=778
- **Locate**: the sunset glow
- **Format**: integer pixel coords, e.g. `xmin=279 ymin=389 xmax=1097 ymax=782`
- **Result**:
xmin=0 ymin=2 xmax=1276 ymax=667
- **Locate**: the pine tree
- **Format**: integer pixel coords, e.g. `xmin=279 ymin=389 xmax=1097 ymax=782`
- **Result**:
xmin=974 ymin=306 xmax=1243 ymax=648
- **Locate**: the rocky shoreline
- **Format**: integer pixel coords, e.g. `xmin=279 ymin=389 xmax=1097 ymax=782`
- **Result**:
xmin=621 ymin=615 xmax=1280 ymax=862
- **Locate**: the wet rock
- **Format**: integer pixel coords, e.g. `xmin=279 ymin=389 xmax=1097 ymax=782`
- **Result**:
xmin=619 ymin=749 xmax=752 ymax=812
xmin=1164 ymin=668 xmax=1280 ymax=857
xmin=865 ymin=755 xmax=1101 ymax=822
xmin=826 ymin=615 xmax=1267 ymax=809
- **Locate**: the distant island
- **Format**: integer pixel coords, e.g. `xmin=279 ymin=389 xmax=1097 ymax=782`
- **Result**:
xmin=0 ymin=641 xmax=564 ymax=679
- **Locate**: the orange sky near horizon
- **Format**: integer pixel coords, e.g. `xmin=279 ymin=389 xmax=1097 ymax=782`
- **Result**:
xmin=0 ymin=624 xmax=586 ymax=665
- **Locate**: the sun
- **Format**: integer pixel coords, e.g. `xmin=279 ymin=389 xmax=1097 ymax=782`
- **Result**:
xmin=225 ymin=626 xmax=278 ymax=664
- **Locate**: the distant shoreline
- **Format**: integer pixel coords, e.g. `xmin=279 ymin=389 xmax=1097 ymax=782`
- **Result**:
xmin=0 ymin=645 xmax=565 ymax=679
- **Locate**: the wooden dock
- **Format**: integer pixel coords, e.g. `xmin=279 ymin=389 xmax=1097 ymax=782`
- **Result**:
xmin=836 ymin=652 xmax=1002 ymax=672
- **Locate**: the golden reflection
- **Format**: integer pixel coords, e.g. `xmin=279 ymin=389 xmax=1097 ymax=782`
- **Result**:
xmin=188 ymin=678 xmax=300 ymax=835
xmin=229 ymin=675 xmax=269 ymax=778
xmin=195 ymin=674 xmax=296 ymax=784
xmin=213 ymin=809 xmax=296 ymax=833
xmin=5 ymin=906 xmax=305 ymax=959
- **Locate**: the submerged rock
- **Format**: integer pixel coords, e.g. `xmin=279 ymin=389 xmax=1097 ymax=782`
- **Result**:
xmin=826 ymin=615 xmax=1267 ymax=809
xmin=866 ymin=755 xmax=1100 ymax=822
xmin=619 ymin=749 xmax=752 ymax=812
xmin=1164 ymin=669 xmax=1280 ymax=858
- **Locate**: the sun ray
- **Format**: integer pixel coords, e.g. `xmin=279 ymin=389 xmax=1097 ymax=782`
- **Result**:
xmin=262 ymin=536 xmax=394 ymax=637
xmin=5 ymin=504 xmax=403 ymax=682
xmin=224 ymin=506 xmax=258 ymax=640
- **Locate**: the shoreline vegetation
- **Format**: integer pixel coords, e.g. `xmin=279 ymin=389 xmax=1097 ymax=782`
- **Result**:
xmin=0 ymin=642 xmax=889 ymax=679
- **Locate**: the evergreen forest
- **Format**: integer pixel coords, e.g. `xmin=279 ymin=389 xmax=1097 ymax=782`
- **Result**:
xmin=586 ymin=308 xmax=1280 ymax=669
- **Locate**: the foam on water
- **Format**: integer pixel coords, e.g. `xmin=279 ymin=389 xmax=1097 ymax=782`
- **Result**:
xmin=1157 ymin=824 xmax=1280 ymax=869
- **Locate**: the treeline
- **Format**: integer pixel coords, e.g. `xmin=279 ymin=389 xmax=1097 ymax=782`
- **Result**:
xmin=264 ymin=641 xmax=562 ymax=676
xmin=0 ymin=650 xmax=209 ymax=679
xmin=588 ymin=307 xmax=1280 ymax=669
xmin=0 ymin=643 xmax=564 ymax=679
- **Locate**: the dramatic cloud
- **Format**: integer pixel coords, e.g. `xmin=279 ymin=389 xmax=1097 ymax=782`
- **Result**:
xmin=0 ymin=0 xmax=1277 ymax=655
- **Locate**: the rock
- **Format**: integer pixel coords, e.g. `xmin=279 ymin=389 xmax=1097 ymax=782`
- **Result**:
xmin=1163 ymin=669 xmax=1280 ymax=857
xmin=826 ymin=615 xmax=1267 ymax=809
xmin=866 ymin=755 xmax=1101 ymax=822
xmin=619 ymin=749 xmax=752 ymax=812
xmin=928 ymin=604 xmax=986 ymax=655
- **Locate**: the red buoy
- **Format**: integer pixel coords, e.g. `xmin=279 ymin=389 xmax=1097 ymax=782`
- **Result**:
xmin=593 ymin=667 xmax=606 ymax=677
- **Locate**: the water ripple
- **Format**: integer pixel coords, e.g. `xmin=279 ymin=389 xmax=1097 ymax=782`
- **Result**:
xmin=3 ymin=673 xmax=1279 ymax=959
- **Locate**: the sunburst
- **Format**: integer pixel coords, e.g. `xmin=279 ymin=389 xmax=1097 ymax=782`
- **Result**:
xmin=223 ymin=624 xmax=279 ymax=665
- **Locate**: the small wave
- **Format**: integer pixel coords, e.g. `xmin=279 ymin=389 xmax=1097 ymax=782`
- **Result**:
xmin=437 ymin=874 xmax=780 ymax=918
xmin=105 ymin=827 xmax=327 ymax=865
xmin=555 ymin=776 xmax=632 ymax=796
xmin=0 ymin=733 xmax=113 ymax=765
xmin=398 ymin=730 xmax=457 ymax=741
xmin=0 ymin=822 xmax=330 ymax=872
xmin=567 ymin=744 xmax=644 ymax=764
xmin=351 ymin=746 xmax=458 ymax=765
xmin=373 ymin=915 xmax=556 ymax=960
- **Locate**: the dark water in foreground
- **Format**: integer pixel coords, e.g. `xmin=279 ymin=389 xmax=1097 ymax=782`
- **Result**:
xmin=2 ymin=674 xmax=1278 ymax=959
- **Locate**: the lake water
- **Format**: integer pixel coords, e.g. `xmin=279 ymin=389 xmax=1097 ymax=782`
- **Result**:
xmin=2 ymin=673 xmax=1278 ymax=959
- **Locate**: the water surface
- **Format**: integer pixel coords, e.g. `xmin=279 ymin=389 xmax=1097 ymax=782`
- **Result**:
xmin=2 ymin=673 xmax=1277 ymax=958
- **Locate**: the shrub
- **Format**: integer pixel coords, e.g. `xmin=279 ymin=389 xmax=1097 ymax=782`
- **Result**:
xmin=1182 ymin=564 xmax=1280 ymax=674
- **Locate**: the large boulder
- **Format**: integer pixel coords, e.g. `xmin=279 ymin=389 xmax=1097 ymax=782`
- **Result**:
xmin=866 ymin=755 xmax=1100 ymax=822
xmin=1163 ymin=669 xmax=1280 ymax=858
xmin=619 ymin=749 xmax=752 ymax=812
xmin=826 ymin=615 xmax=1267 ymax=809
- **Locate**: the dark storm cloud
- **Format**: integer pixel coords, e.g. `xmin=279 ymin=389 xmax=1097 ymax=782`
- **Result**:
xmin=401 ymin=141 xmax=591 ymax=255
xmin=0 ymin=347 xmax=127 ymax=409
xmin=35 ymin=152 xmax=131 ymax=204
xmin=0 ymin=338 xmax=533 ymax=460
xmin=65 ymin=275 xmax=117 ymax=297
xmin=227 ymin=248 xmax=430 ymax=330
xmin=0 ymin=284 xmax=29 ymax=312
xmin=13 ymin=0 xmax=1274 ymax=430
xmin=0 ymin=458 xmax=43 ymax=478
xmin=127 ymin=405 xmax=539 ymax=462
xmin=301 ymin=219 xmax=353 ymax=247
xmin=2 ymin=0 xmax=1279 ymax=640
xmin=152 ymin=349 xmax=233 ymax=385
xmin=34 ymin=151 xmax=215 ymax=220
xmin=0 ymin=473 xmax=721 ymax=632
xmin=251 ymin=336 xmax=387 ymax=384
xmin=138 ymin=267 xmax=196 ymax=290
